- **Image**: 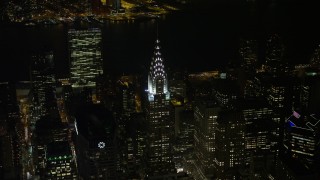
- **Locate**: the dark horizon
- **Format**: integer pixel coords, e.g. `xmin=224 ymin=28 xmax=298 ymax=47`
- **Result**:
xmin=1 ymin=0 xmax=320 ymax=179
xmin=0 ymin=0 xmax=320 ymax=81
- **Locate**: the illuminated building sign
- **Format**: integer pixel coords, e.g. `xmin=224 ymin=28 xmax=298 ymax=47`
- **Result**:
xmin=220 ymin=73 xmax=227 ymax=79
xmin=288 ymin=120 xmax=296 ymax=127
xmin=293 ymin=111 xmax=301 ymax=119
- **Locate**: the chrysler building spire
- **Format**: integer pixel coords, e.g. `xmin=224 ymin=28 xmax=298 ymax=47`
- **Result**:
xmin=147 ymin=39 xmax=169 ymax=101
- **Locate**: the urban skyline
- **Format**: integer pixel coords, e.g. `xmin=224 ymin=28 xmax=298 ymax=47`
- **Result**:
xmin=1 ymin=1 xmax=320 ymax=80
xmin=1 ymin=0 xmax=320 ymax=179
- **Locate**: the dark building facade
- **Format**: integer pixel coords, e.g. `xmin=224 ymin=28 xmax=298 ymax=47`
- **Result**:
xmin=74 ymin=104 xmax=117 ymax=179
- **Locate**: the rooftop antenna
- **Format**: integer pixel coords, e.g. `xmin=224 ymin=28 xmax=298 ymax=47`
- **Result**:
xmin=156 ymin=21 xmax=159 ymax=40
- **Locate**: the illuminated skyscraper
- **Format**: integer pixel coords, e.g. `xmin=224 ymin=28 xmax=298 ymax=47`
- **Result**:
xmin=33 ymin=115 xmax=69 ymax=178
xmin=275 ymin=112 xmax=320 ymax=179
xmin=310 ymin=45 xmax=320 ymax=68
xmin=30 ymin=51 xmax=57 ymax=119
xmin=145 ymin=39 xmax=175 ymax=176
xmin=45 ymin=141 xmax=77 ymax=179
xmin=214 ymin=110 xmax=245 ymax=179
xmin=193 ymin=100 xmax=220 ymax=179
xmin=298 ymin=72 xmax=320 ymax=113
xmin=169 ymin=79 xmax=186 ymax=99
xmin=265 ymin=35 xmax=283 ymax=65
xmin=264 ymin=34 xmax=289 ymax=76
xmin=284 ymin=112 xmax=320 ymax=168
xmin=68 ymin=28 xmax=103 ymax=88
xmin=241 ymin=98 xmax=279 ymax=178
xmin=239 ymin=39 xmax=258 ymax=73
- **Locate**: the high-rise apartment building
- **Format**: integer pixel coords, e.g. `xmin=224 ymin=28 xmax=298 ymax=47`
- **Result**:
xmin=145 ymin=39 xmax=175 ymax=176
xmin=68 ymin=28 xmax=103 ymax=88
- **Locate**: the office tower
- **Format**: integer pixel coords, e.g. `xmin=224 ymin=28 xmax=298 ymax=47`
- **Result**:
xmin=74 ymin=104 xmax=117 ymax=179
xmin=145 ymin=39 xmax=175 ymax=176
xmin=256 ymin=74 xmax=295 ymax=142
xmin=243 ymin=79 xmax=260 ymax=99
xmin=118 ymin=113 xmax=147 ymax=179
xmin=131 ymin=114 xmax=147 ymax=169
xmin=298 ymin=72 xmax=320 ymax=113
xmin=213 ymin=79 xmax=240 ymax=109
xmin=276 ymin=112 xmax=320 ymax=179
xmin=192 ymin=81 xmax=213 ymax=100
xmin=284 ymin=112 xmax=320 ymax=168
xmin=310 ymin=44 xmax=320 ymax=68
xmin=45 ymin=141 xmax=77 ymax=179
xmin=241 ymin=98 xmax=279 ymax=178
xmin=177 ymin=109 xmax=194 ymax=173
xmin=192 ymin=100 xmax=220 ymax=179
xmin=239 ymin=39 xmax=258 ymax=74
xmin=170 ymin=98 xmax=194 ymax=171
xmin=265 ymin=35 xmax=283 ymax=67
xmin=170 ymin=99 xmax=185 ymax=138
xmin=30 ymin=51 xmax=57 ymax=120
xmin=68 ymin=28 xmax=103 ymax=88
xmin=118 ymin=76 xmax=136 ymax=117
xmin=214 ymin=110 xmax=245 ymax=179
xmin=268 ymin=76 xmax=295 ymax=113
xmin=251 ymin=72 xmax=270 ymax=98
xmin=33 ymin=115 xmax=69 ymax=178
xmin=169 ymin=79 xmax=186 ymax=99
xmin=169 ymin=70 xmax=187 ymax=99
xmin=267 ymin=79 xmax=286 ymax=109
xmin=265 ymin=35 xmax=283 ymax=65
xmin=264 ymin=34 xmax=289 ymax=76
xmin=253 ymin=73 xmax=294 ymax=110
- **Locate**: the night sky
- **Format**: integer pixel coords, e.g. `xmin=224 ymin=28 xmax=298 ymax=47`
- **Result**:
xmin=0 ymin=0 xmax=320 ymax=81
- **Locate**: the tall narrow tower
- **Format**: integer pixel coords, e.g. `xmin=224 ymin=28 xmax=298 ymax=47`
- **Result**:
xmin=146 ymin=39 xmax=175 ymax=176
xmin=147 ymin=39 xmax=169 ymax=98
